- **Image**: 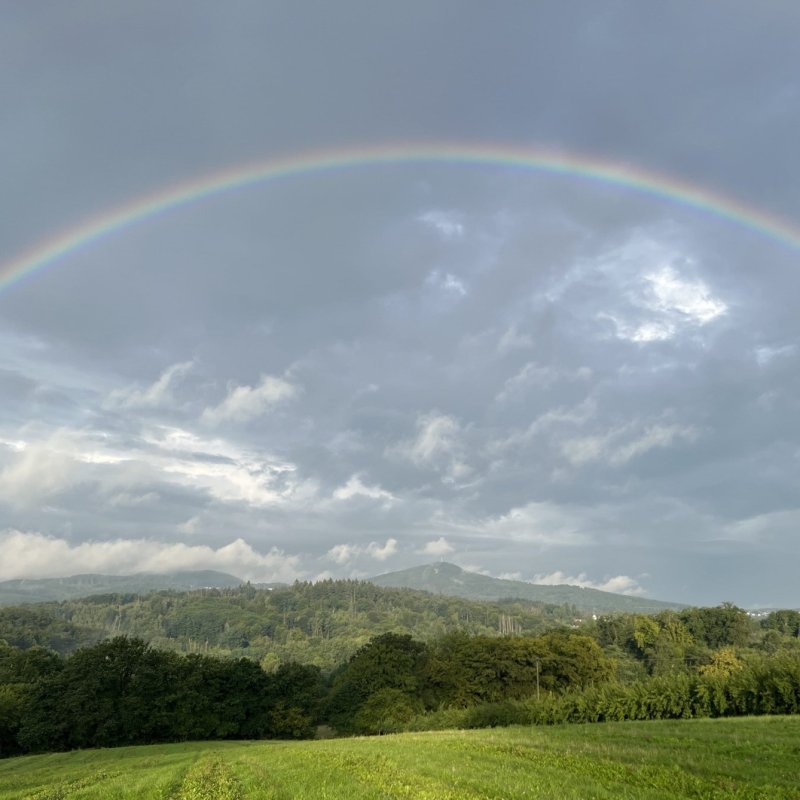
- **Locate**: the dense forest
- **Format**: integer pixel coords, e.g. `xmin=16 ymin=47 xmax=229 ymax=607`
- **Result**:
xmin=1 ymin=584 xmax=799 ymax=757
xmin=0 ymin=580 xmax=580 ymax=670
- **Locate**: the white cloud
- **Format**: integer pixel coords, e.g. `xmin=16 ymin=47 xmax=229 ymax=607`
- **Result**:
xmin=106 ymin=361 xmax=194 ymax=410
xmin=202 ymin=374 xmax=298 ymax=425
xmin=325 ymin=537 xmax=398 ymax=564
xmin=612 ymin=264 xmax=727 ymax=343
xmin=490 ymin=399 xmax=596 ymax=454
xmin=391 ymin=412 xmax=471 ymax=482
xmin=497 ymin=325 xmax=534 ymax=354
xmin=420 ymin=536 xmax=454 ymax=556
xmin=495 ymin=362 xmax=592 ymax=405
xmin=417 ymin=209 xmax=465 ymax=239
xmin=0 ymin=428 xmax=129 ymax=508
xmin=425 ymin=269 xmax=468 ymax=297
xmin=143 ymin=427 xmax=316 ymax=508
xmin=398 ymin=416 xmax=450 ymax=464
xmin=0 ymin=423 xmax=314 ymax=512
xmin=332 ymin=474 xmax=395 ymax=504
xmin=755 ymin=343 xmax=795 ymax=366
xmin=721 ymin=508 xmax=800 ymax=544
xmin=561 ymin=421 xmax=699 ymax=467
xmin=584 ymin=236 xmax=727 ymax=344
xmin=327 ymin=543 xmax=358 ymax=565
xmin=0 ymin=530 xmax=304 ymax=583
xmin=644 ymin=266 xmax=727 ymax=324
xmin=604 ymin=316 xmax=676 ymax=343
xmin=433 ymin=501 xmax=589 ymax=548
xmin=532 ymin=570 xmax=646 ymax=596
xmin=368 ymin=538 xmax=398 ymax=561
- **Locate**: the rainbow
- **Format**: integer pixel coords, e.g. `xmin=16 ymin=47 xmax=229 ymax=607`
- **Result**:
xmin=2 ymin=142 xmax=799 ymax=294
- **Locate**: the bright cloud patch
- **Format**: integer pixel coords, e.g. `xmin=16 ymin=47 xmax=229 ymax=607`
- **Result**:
xmin=425 ymin=269 xmax=468 ymax=297
xmin=587 ymin=236 xmax=728 ymax=344
xmin=645 ymin=266 xmax=727 ymax=324
xmin=332 ymin=474 xmax=395 ymax=504
xmin=106 ymin=361 xmax=194 ymax=410
xmin=0 ymin=530 xmax=303 ymax=582
xmin=420 ymin=536 xmax=454 ymax=556
xmin=326 ymin=537 xmax=399 ymax=564
xmin=533 ymin=570 xmax=646 ymax=596
xmin=391 ymin=411 xmax=471 ymax=482
xmin=561 ymin=421 xmax=699 ymax=468
xmin=141 ymin=426 xmax=313 ymax=508
xmin=417 ymin=209 xmax=465 ymax=239
xmin=0 ymin=429 xmax=129 ymax=508
xmin=0 ymin=424 xmax=313 ymax=511
xmin=456 ymin=501 xmax=589 ymax=547
xmin=202 ymin=375 xmax=298 ymax=425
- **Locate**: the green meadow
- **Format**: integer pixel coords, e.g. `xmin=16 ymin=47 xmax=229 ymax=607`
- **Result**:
xmin=1 ymin=716 xmax=798 ymax=799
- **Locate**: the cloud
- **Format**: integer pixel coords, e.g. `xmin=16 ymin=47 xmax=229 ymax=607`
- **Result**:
xmin=140 ymin=426 xmax=314 ymax=508
xmin=437 ymin=501 xmax=590 ymax=547
xmin=495 ymin=362 xmax=592 ymax=404
xmin=332 ymin=474 xmax=395 ymax=504
xmin=417 ymin=209 xmax=465 ymax=240
xmin=497 ymin=326 xmax=534 ymax=354
xmin=0 ymin=424 xmax=314 ymax=512
xmin=561 ymin=421 xmax=699 ymax=467
xmin=106 ymin=361 xmax=194 ymax=410
xmin=368 ymin=538 xmax=398 ymax=560
xmin=419 ymin=536 xmax=454 ymax=556
xmin=532 ymin=570 xmax=646 ymax=596
xmin=0 ymin=530 xmax=304 ymax=583
xmin=425 ymin=269 xmax=468 ymax=297
xmin=326 ymin=543 xmax=359 ymax=565
xmin=601 ymin=248 xmax=728 ymax=344
xmin=491 ymin=399 xmax=596 ymax=454
xmin=0 ymin=428 xmax=128 ymax=508
xmin=390 ymin=411 xmax=471 ymax=482
xmin=201 ymin=375 xmax=298 ymax=425
xmin=325 ymin=537 xmax=398 ymax=564
xmin=644 ymin=266 xmax=727 ymax=325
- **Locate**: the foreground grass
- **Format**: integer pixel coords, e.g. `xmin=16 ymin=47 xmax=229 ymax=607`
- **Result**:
xmin=1 ymin=716 xmax=799 ymax=799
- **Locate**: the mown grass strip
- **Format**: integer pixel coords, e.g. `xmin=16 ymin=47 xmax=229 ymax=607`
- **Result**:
xmin=173 ymin=757 xmax=243 ymax=800
xmin=24 ymin=770 xmax=119 ymax=800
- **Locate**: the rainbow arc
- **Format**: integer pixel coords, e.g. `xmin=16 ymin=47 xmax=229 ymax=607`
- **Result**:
xmin=2 ymin=142 xmax=799 ymax=294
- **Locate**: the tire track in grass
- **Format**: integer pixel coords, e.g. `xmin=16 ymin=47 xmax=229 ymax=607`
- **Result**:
xmin=313 ymin=751 xmax=489 ymax=800
xmin=172 ymin=757 xmax=243 ymax=800
xmin=23 ymin=771 xmax=120 ymax=800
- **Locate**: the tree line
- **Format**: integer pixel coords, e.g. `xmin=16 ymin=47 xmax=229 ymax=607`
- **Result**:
xmin=1 ymin=600 xmax=798 ymax=756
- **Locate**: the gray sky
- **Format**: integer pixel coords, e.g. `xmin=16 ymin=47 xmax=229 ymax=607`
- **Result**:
xmin=1 ymin=1 xmax=799 ymax=606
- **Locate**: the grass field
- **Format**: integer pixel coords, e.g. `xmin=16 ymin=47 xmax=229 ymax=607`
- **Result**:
xmin=1 ymin=716 xmax=798 ymax=799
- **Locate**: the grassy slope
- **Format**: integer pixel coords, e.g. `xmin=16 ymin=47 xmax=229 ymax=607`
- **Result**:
xmin=1 ymin=717 xmax=799 ymax=799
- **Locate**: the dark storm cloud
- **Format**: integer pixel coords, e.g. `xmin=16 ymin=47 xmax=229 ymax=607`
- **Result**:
xmin=1 ymin=2 xmax=798 ymax=604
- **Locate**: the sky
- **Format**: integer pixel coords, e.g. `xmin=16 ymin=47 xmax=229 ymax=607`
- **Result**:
xmin=1 ymin=2 xmax=799 ymax=606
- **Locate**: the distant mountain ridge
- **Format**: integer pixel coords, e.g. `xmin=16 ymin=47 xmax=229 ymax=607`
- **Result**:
xmin=0 ymin=570 xmax=243 ymax=606
xmin=370 ymin=562 xmax=685 ymax=613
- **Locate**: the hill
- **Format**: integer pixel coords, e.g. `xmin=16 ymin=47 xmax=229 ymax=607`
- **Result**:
xmin=0 ymin=570 xmax=243 ymax=606
xmin=2 ymin=718 xmax=798 ymax=798
xmin=370 ymin=562 xmax=685 ymax=613
xmin=0 ymin=580 xmax=577 ymax=668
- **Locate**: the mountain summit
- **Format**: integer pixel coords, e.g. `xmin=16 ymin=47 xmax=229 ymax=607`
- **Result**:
xmin=370 ymin=562 xmax=684 ymax=613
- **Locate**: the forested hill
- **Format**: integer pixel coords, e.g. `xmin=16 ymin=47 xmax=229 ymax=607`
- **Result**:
xmin=370 ymin=562 xmax=685 ymax=613
xmin=0 ymin=580 xmax=578 ymax=670
xmin=0 ymin=570 xmax=243 ymax=606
